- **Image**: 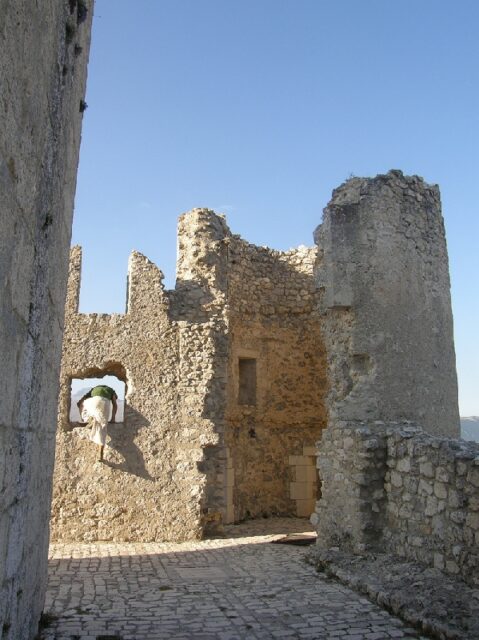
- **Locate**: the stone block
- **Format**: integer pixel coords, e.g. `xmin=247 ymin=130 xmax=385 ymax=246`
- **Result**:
xmin=343 ymin=437 xmax=355 ymax=450
xmin=425 ymin=496 xmax=438 ymax=517
xmin=290 ymin=482 xmax=315 ymax=500
xmin=435 ymin=466 xmax=450 ymax=483
xmin=433 ymin=482 xmax=448 ymax=500
xmin=433 ymin=552 xmax=445 ymax=569
xmin=296 ymin=498 xmax=316 ymax=517
xmin=390 ymin=471 xmax=403 ymax=488
xmin=420 ymin=462 xmax=435 ymax=478
xmin=448 ymin=490 xmax=461 ymax=509
xmin=466 ymin=512 xmax=479 ymax=530
xmin=467 ymin=467 xmax=479 ymax=488
xmin=445 ymin=559 xmax=460 ymax=574
xmin=294 ymin=466 xmax=318 ymax=483
xmin=396 ymin=458 xmax=411 ymax=473
xmin=418 ymin=479 xmax=433 ymax=496
xmin=450 ymin=511 xmax=466 ymax=524
xmin=469 ymin=495 xmax=479 ymax=511
xmin=289 ymin=455 xmax=311 ymax=466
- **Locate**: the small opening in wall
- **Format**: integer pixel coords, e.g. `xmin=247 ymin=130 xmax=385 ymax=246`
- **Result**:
xmin=238 ymin=358 xmax=257 ymax=406
xmin=70 ymin=375 xmax=126 ymax=423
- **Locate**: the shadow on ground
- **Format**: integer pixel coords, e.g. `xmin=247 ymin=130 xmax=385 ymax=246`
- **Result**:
xmin=40 ymin=518 xmax=422 ymax=640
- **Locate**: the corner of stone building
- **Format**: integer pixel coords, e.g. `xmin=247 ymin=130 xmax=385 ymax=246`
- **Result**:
xmin=173 ymin=209 xmax=232 ymax=532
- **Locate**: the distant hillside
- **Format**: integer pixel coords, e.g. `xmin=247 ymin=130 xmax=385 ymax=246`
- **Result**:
xmin=461 ymin=417 xmax=479 ymax=443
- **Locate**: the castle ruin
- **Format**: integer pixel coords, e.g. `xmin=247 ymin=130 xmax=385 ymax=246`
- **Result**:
xmin=53 ymin=208 xmax=327 ymax=541
xmin=2 ymin=2 xmax=478 ymax=636
xmin=52 ymin=170 xmax=478 ymax=590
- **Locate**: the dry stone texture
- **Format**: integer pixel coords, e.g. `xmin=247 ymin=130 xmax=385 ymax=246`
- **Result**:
xmin=0 ymin=1 xmax=93 ymax=638
xmin=0 ymin=0 xmax=467 ymax=632
xmin=53 ymin=209 xmax=326 ymax=542
xmin=53 ymin=171 xmax=464 ymax=557
xmin=315 ymin=170 xmax=459 ymax=435
xmin=225 ymin=238 xmax=327 ymax=521
xmin=311 ymin=172 xmax=476 ymax=594
xmin=314 ymin=422 xmax=479 ymax=586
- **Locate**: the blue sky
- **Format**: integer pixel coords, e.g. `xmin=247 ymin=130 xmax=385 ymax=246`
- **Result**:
xmin=73 ymin=0 xmax=479 ymax=415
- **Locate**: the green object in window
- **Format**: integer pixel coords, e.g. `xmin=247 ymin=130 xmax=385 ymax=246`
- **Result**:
xmin=90 ymin=385 xmax=116 ymax=400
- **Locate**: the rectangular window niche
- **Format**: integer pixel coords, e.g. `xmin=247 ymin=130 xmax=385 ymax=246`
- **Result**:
xmin=238 ymin=358 xmax=257 ymax=406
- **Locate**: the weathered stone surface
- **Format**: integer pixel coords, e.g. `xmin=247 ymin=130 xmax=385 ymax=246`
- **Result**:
xmin=0 ymin=1 xmax=93 ymax=638
xmin=52 ymin=210 xmax=326 ymax=541
xmin=53 ymin=172 xmax=463 ymax=550
xmin=307 ymin=548 xmax=479 ymax=640
xmin=315 ymin=170 xmax=459 ymax=436
xmin=311 ymin=172 xmax=476 ymax=601
xmin=51 ymin=167 xmax=473 ymax=635
xmin=225 ymin=238 xmax=326 ymax=521
xmin=314 ymin=421 xmax=479 ymax=586
xmin=40 ymin=520 xmax=424 ymax=640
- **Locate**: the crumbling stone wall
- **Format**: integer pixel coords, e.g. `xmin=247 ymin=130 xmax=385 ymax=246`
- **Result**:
xmin=314 ymin=422 xmax=388 ymax=551
xmin=55 ymin=170 xmax=463 ymax=548
xmin=0 ymin=2 xmax=92 ymax=638
xmin=385 ymin=426 xmax=479 ymax=585
xmin=225 ymin=240 xmax=327 ymax=520
xmin=53 ymin=212 xmax=229 ymax=542
xmin=315 ymin=422 xmax=479 ymax=586
xmin=53 ymin=209 xmax=328 ymax=540
xmin=313 ymin=172 xmax=474 ymax=587
xmin=315 ymin=170 xmax=459 ymax=435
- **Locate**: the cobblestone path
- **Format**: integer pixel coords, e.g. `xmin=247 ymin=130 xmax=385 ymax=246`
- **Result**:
xmin=42 ymin=519 xmax=425 ymax=640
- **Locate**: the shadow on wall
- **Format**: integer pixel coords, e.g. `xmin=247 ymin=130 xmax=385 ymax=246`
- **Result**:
xmin=103 ymin=406 xmax=154 ymax=481
xmin=169 ymin=276 xmax=216 ymax=322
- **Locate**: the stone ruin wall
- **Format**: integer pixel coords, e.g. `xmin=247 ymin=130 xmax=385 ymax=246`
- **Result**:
xmin=52 ymin=169 xmax=475 ymax=591
xmin=385 ymin=427 xmax=479 ymax=585
xmin=315 ymin=170 xmax=459 ymax=434
xmin=316 ymin=422 xmax=479 ymax=586
xmin=312 ymin=172 xmax=477 ymax=585
xmin=0 ymin=2 xmax=93 ymax=638
xmin=52 ymin=209 xmax=327 ymax=541
xmin=225 ymin=237 xmax=327 ymax=521
xmin=53 ymin=213 xmax=229 ymax=542
xmin=0 ymin=0 xmax=471 ymax=630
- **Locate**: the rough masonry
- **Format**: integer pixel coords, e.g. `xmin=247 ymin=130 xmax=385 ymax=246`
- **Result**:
xmin=312 ymin=173 xmax=478 ymax=587
xmin=52 ymin=210 xmax=326 ymax=542
xmin=1 ymin=1 xmax=472 ymax=636
xmin=0 ymin=2 xmax=93 ymax=639
xmin=52 ymin=170 xmax=467 ymax=568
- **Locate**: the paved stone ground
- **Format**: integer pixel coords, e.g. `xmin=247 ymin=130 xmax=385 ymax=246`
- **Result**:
xmin=41 ymin=519 xmax=427 ymax=640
